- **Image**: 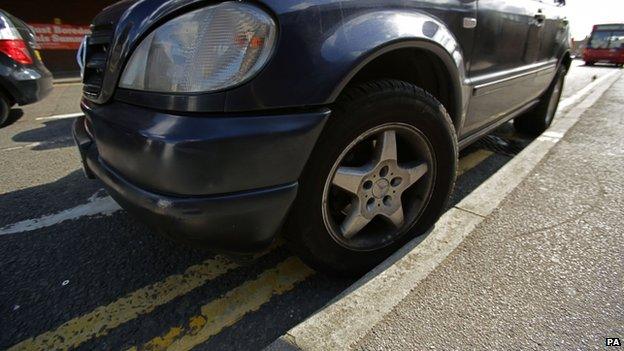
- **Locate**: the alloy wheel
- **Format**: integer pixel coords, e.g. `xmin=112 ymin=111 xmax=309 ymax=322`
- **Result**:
xmin=321 ymin=123 xmax=436 ymax=251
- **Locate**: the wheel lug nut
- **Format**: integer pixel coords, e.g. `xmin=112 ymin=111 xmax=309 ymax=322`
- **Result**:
xmin=363 ymin=180 xmax=373 ymax=190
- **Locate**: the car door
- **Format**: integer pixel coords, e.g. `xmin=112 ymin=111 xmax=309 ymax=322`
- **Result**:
xmin=535 ymin=0 xmax=568 ymax=86
xmin=461 ymin=0 xmax=547 ymax=136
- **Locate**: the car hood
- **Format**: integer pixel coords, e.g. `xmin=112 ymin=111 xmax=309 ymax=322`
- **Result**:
xmin=91 ymin=0 xmax=140 ymax=28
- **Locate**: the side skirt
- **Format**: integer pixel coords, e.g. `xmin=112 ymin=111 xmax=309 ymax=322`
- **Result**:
xmin=458 ymin=99 xmax=539 ymax=150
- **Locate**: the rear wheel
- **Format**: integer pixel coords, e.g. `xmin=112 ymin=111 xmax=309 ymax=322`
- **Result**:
xmin=0 ymin=95 xmax=10 ymax=127
xmin=284 ymin=80 xmax=457 ymax=276
xmin=514 ymin=67 xmax=566 ymax=135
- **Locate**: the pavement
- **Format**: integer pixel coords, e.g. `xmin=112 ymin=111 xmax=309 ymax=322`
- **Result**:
xmin=354 ymin=69 xmax=624 ymax=350
xmin=0 ymin=60 xmax=621 ymax=350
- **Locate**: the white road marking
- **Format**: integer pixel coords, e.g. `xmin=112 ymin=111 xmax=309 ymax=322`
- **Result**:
xmin=1 ymin=143 xmax=38 ymax=151
xmin=0 ymin=138 xmax=74 ymax=152
xmin=35 ymin=112 xmax=84 ymax=121
xmin=0 ymin=142 xmax=47 ymax=152
xmin=0 ymin=191 xmax=121 ymax=236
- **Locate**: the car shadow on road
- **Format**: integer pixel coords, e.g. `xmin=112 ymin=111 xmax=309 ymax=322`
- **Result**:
xmin=11 ymin=118 xmax=75 ymax=150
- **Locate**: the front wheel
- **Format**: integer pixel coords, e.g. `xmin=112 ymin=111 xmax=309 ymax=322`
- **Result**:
xmin=514 ymin=67 xmax=566 ymax=136
xmin=284 ymin=80 xmax=458 ymax=276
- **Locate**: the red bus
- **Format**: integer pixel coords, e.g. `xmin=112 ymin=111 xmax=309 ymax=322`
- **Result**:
xmin=583 ymin=24 xmax=624 ymax=67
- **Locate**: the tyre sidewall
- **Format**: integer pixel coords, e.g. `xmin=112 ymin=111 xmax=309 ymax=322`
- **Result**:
xmin=0 ymin=96 xmax=9 ymax=127
xmin=514 ymin=66 xmax=566 ymax=135
xmin=546 ymin=69 xmax=566 ymax=124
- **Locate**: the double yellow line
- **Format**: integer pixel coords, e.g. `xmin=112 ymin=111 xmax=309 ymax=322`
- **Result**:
xmin=9 ymin=255 xmax=240 ymax=350
xmin=135 ymin=257 xmax=314 ymax=351
xmin=9 ymin=149 xmax=493 ymax=351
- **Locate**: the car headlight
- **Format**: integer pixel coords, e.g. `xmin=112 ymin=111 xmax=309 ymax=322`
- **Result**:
xmin=119 ymin=1 xmax=276 ymax=93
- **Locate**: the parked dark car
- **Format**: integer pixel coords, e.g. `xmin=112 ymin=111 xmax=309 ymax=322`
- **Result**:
xmin=74 ymin=0 xmax=571 ymax=275
xmin=0 ymin=10 xmax=53 ymax=126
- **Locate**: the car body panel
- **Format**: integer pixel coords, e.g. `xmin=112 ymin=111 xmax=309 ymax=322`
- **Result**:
xmin=74 ymin=115 xmax=297 ymax=252
xmin=584 ymin=48 xmax=624 ymax=64
xmin=0 ymin=62 xmax=53 ymax=105
xmin=82 ymin=99 xmax=329 ymax=196
xmin=463 ymin=0 xmax=568 ymax=135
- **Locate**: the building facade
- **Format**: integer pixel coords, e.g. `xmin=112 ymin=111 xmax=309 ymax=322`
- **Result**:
xmin=2 ymin=0 xmax=118 ymax=77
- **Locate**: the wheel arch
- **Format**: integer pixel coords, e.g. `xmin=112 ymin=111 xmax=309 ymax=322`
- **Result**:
xmin=323 ymin=11 xmax=469 ymax=132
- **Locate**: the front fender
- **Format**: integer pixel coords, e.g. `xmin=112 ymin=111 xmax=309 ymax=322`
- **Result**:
xmin=322 ymin=10 xmax=469 ymax=128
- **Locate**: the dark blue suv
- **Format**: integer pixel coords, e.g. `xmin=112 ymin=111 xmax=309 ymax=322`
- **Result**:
xmin=74 ymin=0 xmax=571 ymax=274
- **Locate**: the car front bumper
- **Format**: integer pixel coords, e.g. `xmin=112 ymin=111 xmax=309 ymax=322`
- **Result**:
xmin=73 ymin=102 xmax=329 ymax=252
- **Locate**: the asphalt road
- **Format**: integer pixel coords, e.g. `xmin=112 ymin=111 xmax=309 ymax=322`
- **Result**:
xmin=0 ymin=60 xmax=618 ymax=350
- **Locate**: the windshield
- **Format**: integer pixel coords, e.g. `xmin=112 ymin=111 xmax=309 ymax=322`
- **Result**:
xmin=588 ymin=30 xmax=624 ymax=49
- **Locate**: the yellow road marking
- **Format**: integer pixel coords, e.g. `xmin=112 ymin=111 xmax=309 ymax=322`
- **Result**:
xmin=458 ymin=149 xmax=494 ymax=176
xmin=135 ymin=257 xmax=315 ymax=351
xmin=9 ymin=255 xmax=240 ymax=351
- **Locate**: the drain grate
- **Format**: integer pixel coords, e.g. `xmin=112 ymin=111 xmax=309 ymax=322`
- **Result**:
xmin=470 ymin=135 xmax=525 ymax=156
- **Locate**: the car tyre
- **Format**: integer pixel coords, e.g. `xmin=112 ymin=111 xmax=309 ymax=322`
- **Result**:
xmin=585 ymin=61 xmax=594 ymax=66
xmin=284 ymin=79 xmax=458 ymax=276
xmin=514 ymin=66 xmax=567 ymax=136
xmin=0 ymin=95 xmax=10 ymax=127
